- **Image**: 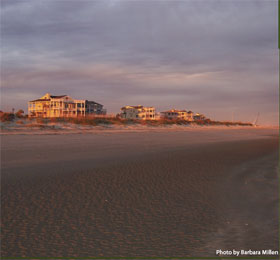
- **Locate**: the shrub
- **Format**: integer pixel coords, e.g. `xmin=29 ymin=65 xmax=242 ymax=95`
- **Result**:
xmin=36 ymin=118 xmax=49 ymax=124
xmin=15 ymin=109 xmax=24 ymax=118
xmin=1 ymin=112 xmax=15 ymax=122
xmin=93 ymin=118 xmax=112 ymax=125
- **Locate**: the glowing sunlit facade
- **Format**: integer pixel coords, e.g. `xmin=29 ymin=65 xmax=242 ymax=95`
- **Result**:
xmin=161 ymin=109 xmax=193 ymax=121
xmin=193 ymin=113 xmax=206 ymax=121
xmin=28 ymin=93 xmax=106 ymax=117
xmin=120 ymin=105 xmax=155 ymax=120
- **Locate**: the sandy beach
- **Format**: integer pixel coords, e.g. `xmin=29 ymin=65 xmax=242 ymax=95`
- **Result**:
xmin=1 ymin=127 xmax=279 ymax=258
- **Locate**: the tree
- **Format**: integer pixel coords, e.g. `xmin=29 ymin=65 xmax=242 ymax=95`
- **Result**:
xmin=1 ymin=112 xmax=15 ymax=122
xmin=15 ymin=109 xmax=24 ymax=118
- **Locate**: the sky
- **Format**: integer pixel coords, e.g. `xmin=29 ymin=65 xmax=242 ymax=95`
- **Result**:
xmin=1 ymin=0 xmax=278 ymax=125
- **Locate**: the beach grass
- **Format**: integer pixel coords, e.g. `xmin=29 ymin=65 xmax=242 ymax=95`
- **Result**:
xmin=0 ymin=113 xmax=253 ymax=127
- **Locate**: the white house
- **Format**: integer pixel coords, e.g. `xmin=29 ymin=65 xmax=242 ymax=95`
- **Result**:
xmin=160 ymin=109 xmax=193 ymax=121
xmin=120 ymin=105 xmax=155 ymax=120
xmin=28 ymin=93 xmax=106 ymax=117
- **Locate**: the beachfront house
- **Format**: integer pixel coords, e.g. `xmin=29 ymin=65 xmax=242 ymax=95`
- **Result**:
xmin=186 ymin=111 xmax=194 ymax=121
xmin=28 ymin=93 xmax=106 ymax=117
xmin=161 ymin=109 xmax=194 ymax=121
xmin=193 ymin=113 xmax=206 ymax=121
xmin=120 ymin=105 xmax=155 ymax=120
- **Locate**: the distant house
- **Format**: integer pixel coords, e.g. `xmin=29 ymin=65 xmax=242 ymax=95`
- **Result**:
xmin=161 ymin=109 xmax=194 ymax=121
xmin=120 ymin=105 xmax=155 ymax=120
xmin=186 ymin=111 xmax=194 ymax=121
xmin=193 ymin=113 xmax=206 ymax=121
xmin=28 ymin=93 xmax=106 ymax=117
xmin=154 ymin=112 xmax=162 ymax=120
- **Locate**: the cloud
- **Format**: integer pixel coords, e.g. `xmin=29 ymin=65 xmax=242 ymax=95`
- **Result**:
xmin=1 ymin=0 xmax=278 ymax=125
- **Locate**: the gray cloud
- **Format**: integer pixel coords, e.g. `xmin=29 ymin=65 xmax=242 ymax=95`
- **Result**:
xmin=1 ymin=0 xmax=278 ymax=125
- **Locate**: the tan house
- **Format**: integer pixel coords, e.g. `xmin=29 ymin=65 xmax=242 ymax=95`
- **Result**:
xmin=193 ymin=113 xmax=206 ymax=121
xmin=161 ymin=109 xmax=193 ymax=121
xmin=28 ymin=93 xmax=106 ymax=117
xmin=120 ymin=105 xmax=155 ymax=120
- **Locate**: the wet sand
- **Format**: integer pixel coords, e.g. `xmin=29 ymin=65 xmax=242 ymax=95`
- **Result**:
xmin=1 ymin=128 xmax=279 ymax=257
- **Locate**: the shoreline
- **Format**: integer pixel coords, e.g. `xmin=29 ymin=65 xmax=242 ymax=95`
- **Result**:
xmin=0 ymin=123 xmax=278 ymax=136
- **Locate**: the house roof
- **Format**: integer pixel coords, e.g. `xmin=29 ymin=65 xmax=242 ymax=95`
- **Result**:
xmin=86 ymin=100 xmax=102 ymax=106
xmin=131 ymin=105 xmax=143 ymax=109
xmin=29 ymin=98 xmax=51 ymax=102
xmin=50 ymin=95 xmax=67 ymax=99
xmin=194 ymin=113 xmax=205 ymax=117
xmin=161 ymin=109 xmax=187 ymax=113
xmin=121 ymin=105 xmax=143 ymax=110
xmin=121 ymin=105 xmax=155 ymax=110
xmin=29 ymin=96 xmax=103 ymax=106
xmin=29 ymin=94 xmax=67 ymax=102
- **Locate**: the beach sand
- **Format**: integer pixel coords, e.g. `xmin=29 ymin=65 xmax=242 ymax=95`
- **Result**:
xmin=1 ymin=127 xmax=279 ymax=257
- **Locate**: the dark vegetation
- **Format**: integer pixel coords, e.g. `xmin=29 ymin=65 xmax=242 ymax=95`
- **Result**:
xmin=0 ymin=110 xmax=253 ymax=126
xmin=0 ymin=110 xmax=27 ymax=122
xmin=30 ymin=117 xmax=254 ymax=127
xmin=45 ymin=117 xmax=252 ymax=127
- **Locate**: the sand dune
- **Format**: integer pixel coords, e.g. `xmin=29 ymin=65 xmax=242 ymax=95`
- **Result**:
xmin=1 ymin=128 xmax=279 ymax=257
